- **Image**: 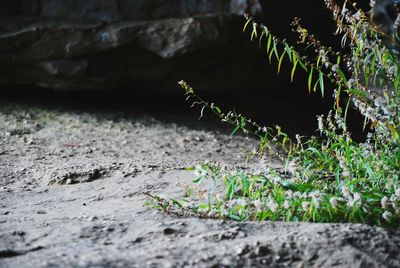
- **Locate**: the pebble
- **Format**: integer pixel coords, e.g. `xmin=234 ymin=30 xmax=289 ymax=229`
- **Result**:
xmin=163 ymin=228 xmax=177 ymax=235
xmin=255 ymin=245 xmax=270 ymax=256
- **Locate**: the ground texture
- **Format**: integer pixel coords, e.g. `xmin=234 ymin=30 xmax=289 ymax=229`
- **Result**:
xmin=1 ymin=102 xmax=400 ymax=268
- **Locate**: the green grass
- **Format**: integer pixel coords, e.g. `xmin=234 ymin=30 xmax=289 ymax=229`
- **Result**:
xmin=146 ymin=0 xmax=400 ymax=228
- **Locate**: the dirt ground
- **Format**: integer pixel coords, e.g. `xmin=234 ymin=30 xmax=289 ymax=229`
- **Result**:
xmin=1 ymin=101 xmax=400 ymax=268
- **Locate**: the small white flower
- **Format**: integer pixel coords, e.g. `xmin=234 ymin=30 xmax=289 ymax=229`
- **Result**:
xmin=381 ymin=196 xmax=389 ymax=209
xmin=220 ymin=207 xmax=228 ymax=216
xmin=293 ymin=191 xmax=302 ymax=199
xmin=287 ymin=161 xmax=297 ymax=174
xmin=317 ymin=115 xmax=324 ymax=133
xmin=271 ymin=175 xmax=282 ymax=183
xmin=330 ymin=197 xmax=338 ymax=209
xmin=194 ymin=165 xmax=207 ymax=177
xmin=353 ymin=193 xmax=362 ymax=203
xmin=347 ymin=193 xmax=361 ymax=208
xmin=331 ymin=64 xmax=339 ymax=73
xmin=283 ymin=200 xmax=290 ymax=209
xmin=302 ymin=201 xmax=311 ymax=211
xmin=253 ymin=200 xmax=263 ymax=210
xmin=369 ymin=0 xmax=376 ymax=8
xmin=295 ymin=134 xmax=302 ymax=144
xmin=342 ymin=170 xmax=351 ymax=178
xmin=237 ymin=198 xmax=247 ymax=207
xmin=395 ymin=188 xmax=400 ymax=197
xmin=382 ymin=211 xmax=393 ymax=222
xmin=342 ymin=186 xmax=351 ymax=198
xmin=285 ymin=190 xmax=294 ymax=199
xmin=310 ymin=191 xmax=322 ymax=208
xmin=268 ymin=200 xmax=279 ymax=213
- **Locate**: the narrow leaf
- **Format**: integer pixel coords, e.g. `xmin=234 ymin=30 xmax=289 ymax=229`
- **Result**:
xmin=319 ymin=71 xmax=325 ymax=97
xmin=278 ymin=50 xmax=287 ymax=74
xmin=316 ymin=55 xmax=322 ymax=69
xmin=298 ymin=58 xmax=308 ymax=72
xmin=250 ymin=23 xmax=258 ymax=41
xmin=308 ymin=67 xmax=314 ymax=94
xmin=273 ymin=40 xmax=279 ymax=61
xmin=337 ymin=68 xmax=347 ymax=83
xmin=291 ymin=57 xmax=298 ymax=82
xmin=284 ymin=44 xmax=292 ymax=62
xmin=243 ymin=19 xmax=252 ymax=32
xmin=336 ymin=85 xmax=341 ymax=108
xmin=266 ymin=34 xmax=272 ymax=54
xmin=258 ymin=31 xmax=265 ymax=48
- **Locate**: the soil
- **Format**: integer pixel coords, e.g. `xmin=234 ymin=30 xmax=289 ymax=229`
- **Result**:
xmin=1 ymin=101 xmax=400 ymax=268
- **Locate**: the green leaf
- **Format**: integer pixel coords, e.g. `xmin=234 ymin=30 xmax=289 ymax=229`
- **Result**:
xmin=284 ymin=44 xmax=292 ymax=62
xmin=337 ymin=68 xmax=347 ymax=83
xmin=298 ymin=58 xmax=308 ymax=72
xmin=258 ymin=31 xmax=265 ymax=48
xmin=395 ymin=72 xmax=400 ymax=91
xmin=171 ymin=199 xmax=183 ymax=208
xmin=344 ymin=96 xmax=352 ymax=123
xmin=308 ymin=67 xmax=314 ymax=94
xmin=199 ymin=203 xmax=209 ymax=210
xmin=250 ymin=23 xmax=258 ymax=41
xmin=336 ymin=84 xmax=341 ymax=108
xmin=278 ymin=50 xmax=287 ymax=74
xmin=313 ymin=80 xmax=319 ymax=93
xmin=319 ymin=71 xmax=325 ymax=97
xmin=273 ymin=41 xmax=279 ymax=61
xmin=371 ymin=53 xmax=376 ymax=73
xmin=212 ymin=106 xmax=222 ymax=114
xmin=231 ymin=125 xmax=241 ymax=136
xmin=388 ymin=124 xmax=400 ymax=140
xmin=193 ymin=177 xmax=204 ymax=183
xmin=291 ymin=56 xmax=298 ymax=82
xmin=316 ymin=54 xmax=322 ymax=68
xmin=228 ymin=214 xmax=241 ymax=221
xmin=243 ymin=19 xmax=252 ymax=32
xmin=346 ymin=89 xmax=368 ymax=98
xmin=266 ymin=34 xmax=272 ymax=54
xmin=269 ymin=41 xmax=277 ymax=63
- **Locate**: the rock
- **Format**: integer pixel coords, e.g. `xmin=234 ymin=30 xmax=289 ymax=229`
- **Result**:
xmin=0 ymin=0 xmax=263 ymax=91
xmin=255 ymin=245 xmax=270 ymax=256
xmin=163 ymin=227 xmax=177 ymax=235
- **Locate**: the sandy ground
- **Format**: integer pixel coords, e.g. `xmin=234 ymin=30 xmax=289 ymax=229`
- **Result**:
xmin=1 ymin=101 xmax=400 ymax=268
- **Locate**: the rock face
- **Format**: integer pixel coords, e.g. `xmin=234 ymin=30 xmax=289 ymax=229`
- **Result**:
xmin=0 ymin=0 xmax=262 ymax=91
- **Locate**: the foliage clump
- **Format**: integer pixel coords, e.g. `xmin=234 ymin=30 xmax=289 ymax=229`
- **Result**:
xmin=148 ymin=0 xmax=400 ymax=227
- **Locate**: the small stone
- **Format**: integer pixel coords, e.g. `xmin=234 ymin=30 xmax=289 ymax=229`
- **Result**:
xmin=163 ymin=228 xmax=177 ymax=235
xmin=104 ymin=226 xmax=115 ymax=232
xmin=255 ymin=245 xmax=270 ymax=256
xmin=65 ymin=178 xmax=72 ymax=185
xmin=37 ymin=210 xmax=47 ymax=214
xmin=12 ymin=231 xmax=25 ymax=236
